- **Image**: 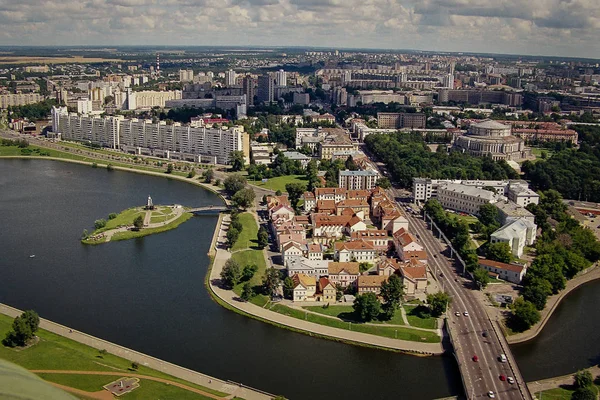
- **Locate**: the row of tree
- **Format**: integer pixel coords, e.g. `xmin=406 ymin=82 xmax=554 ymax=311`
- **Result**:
xmin=365 ymin=132 xmax=519 ymax=188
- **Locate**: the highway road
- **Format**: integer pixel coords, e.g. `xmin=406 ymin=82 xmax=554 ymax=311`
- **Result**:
xmin=389 ymin=187 xmax=530 ymax=400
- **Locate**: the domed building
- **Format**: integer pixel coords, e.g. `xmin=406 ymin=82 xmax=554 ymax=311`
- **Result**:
xmin=454 ymin=120 xmax=531 ymax=161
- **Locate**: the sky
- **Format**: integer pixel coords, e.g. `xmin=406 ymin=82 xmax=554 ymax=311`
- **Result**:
xmin=0 ymin=0 xmax=598 ymax=58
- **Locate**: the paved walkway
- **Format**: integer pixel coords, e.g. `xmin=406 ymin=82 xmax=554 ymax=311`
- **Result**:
xmin=0 ymin=304 xmax=273 ymax=400
xmin=31 ymin=370 xmax=230 ymax=400
xmin=209 ymin=215 xmax=445 ymax=355
xmin=526 ymin=365 xmax=600 ymax=395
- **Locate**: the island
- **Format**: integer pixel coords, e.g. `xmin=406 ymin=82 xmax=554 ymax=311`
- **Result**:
xmin=82 ymin=196 xmax=193 ymax=244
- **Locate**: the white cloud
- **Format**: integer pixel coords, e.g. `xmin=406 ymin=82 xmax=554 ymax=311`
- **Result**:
xmin=0 ymin=0 xmax=595 ymax=57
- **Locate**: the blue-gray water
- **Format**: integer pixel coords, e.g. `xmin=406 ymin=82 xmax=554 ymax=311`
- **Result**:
xmin=0 ymin=159 xmax=461 ymax=400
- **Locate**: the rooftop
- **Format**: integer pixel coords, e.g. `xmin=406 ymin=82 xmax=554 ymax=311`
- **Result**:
xmin=438 ymin=183 xmax=498 ymax=201
xmin=479 ymin=258 xmax=526 ymax=274
xmin=339 ymin=169 xmax=379 ymax=177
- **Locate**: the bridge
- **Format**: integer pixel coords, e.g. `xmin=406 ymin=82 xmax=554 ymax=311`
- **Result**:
xmin=189 ymin=206 xmax=230 ymax=215
xmin=388 ymin=188 xmax=532 ymax=400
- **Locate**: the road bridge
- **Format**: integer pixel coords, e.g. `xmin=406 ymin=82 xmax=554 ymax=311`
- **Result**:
xmin=189 ymin=206 xmax=229 ymax=215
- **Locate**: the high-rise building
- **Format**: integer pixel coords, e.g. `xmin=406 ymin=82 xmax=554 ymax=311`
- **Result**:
xmin=257 ymin=75 xmax=274 ymax=104
xmin=179 ymin=69 xmax=194 ymax=82
xmin=225 ymin=69 xmax=237 ymax=86
xmin=242 ymin=76 xmax=255 ymax=106
xmin=275 ymin=69 xmax=287 ymax=87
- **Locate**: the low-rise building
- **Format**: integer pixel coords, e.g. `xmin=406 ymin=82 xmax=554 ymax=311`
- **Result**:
xmin=437 ymin=183 xmax=500 ymax=215
xmin=316 ymin=200 xmax=337 ymax=215
xmin=286 ymin=256 xmax=329 ymax=278
xmin=292 ymin=273 xmax=317 ymax=302
xmin=507 ymin=181 xmax=540 ymax=207
xmin=315 ymin=187 xmax=347 ymax=202
xmin=350 ymin=230 xmax=390 ymax=253
xmin=393 ymin=228 xmax=423 ymax=260
xmin=490 ymin=218 xmax=537 ymax=258
xmin=317 ymin=277 xmax=337 ymax=302
xmin=335 ymin=199 xmax=370 ymax=216
xmin=307 ymin=243 xmax=324 ymax=260
xmin=334 ymin=240 xmax=376 ymax=263
xmin=494 ymin=201 xmax=536 ymax=225
xmin=478 ymin=258 xmax=527 ymax=284
xmin=357 ymin=275 xmax=388 ymax=295
xmin=399 ymin=260 xmax=428 ymax=295
xmin=282 ymin=151 xmax=311 ymax=167
xmin=302 ymin=192 xmax=316 ymax=212
xmin=327 ymin=262 xmax=360 ymax=288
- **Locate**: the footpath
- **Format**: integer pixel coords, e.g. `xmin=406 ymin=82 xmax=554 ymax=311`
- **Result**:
xmin=0 ymin=304 xmax=273 ymax=400
xmin=527 ymin=365 xmax=600 ymax=395
xmin=208 ymin=214 xmax=444 ymax=355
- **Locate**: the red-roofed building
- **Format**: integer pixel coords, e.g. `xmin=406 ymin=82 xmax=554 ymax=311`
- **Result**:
xmin=316 ymin=277 xmax=336 ymax=302
xmin=478 ymin=257 xmax=527 ymax=284
xmin=393 ymin=228 xmax=423 ymax=259
xmin=334 ymin=240 xmax=376 ymax=263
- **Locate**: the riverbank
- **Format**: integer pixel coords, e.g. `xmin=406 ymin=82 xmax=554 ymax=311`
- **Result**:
xmin=507 ymin=262 xmax=600 ymax=344
xmin=206 ymin=213 xmax=445 ymax=356
xmin=0 ymin=303 xmax=274 ymax=400
xmin=527 ymin=365 xmax=600 ymax=398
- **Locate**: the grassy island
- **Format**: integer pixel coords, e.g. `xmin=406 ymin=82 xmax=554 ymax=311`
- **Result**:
xmin=81 ymin=205 xmax=193 ymax=245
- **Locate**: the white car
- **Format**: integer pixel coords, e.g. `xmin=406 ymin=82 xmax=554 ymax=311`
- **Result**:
xmin=463 ymin=311 xmax=469 ymax=317
xmin=507 ymin=377 xmax=515 ymax=384
xmin=488 ymin=391 xmax=495 ymax=398
xmin=455 ymin=311 xmax=460 ymax=316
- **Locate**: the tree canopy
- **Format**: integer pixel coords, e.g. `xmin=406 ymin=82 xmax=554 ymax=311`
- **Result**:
xmin=353 ymin=292 xmax=381 ymax=322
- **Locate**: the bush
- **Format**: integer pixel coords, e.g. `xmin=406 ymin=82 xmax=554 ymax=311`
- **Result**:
xmin=94 ymin=219 xmax=107 ymax=230
xmin=108 ymin=213 xmax=117 ymax=220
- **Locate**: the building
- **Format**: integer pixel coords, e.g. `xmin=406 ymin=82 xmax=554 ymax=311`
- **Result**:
xmin=490 ymin=218 xmax=537 ymax=258
xmin=179 ymin=69 xmax=194 ymax=82
xmin=282 ymin=151 xmax=311 ymax=167
xmin=242 ymin=76 xmax=255 ymax=106
xmin=76 ymin=99 xmax=93 ymax=115
xmin=316 ymin=277 xmax=336 ymax=302
xmin=436 ymin=183 xmax=499 ymax=215
xmin=225 ymin=69 xmax=237 ymax=86
xmin=334 ymin=240 xmax=377 ymax=263
xmin=292 ymin=273 xmax=316 ymax=302
xmin=52 ymin=106 xmax=248 ymax=165
xmin=454 ymin=120 xmax=530 ymax=161
xmin=293 ymin=92 xmax=310 ymax=105
xmin=275 ymin=69 xmax=287 ymax=87
xmin=122 ymin=90 xmax=182 ymax=110
xmin=495 ymin=201 xmax=536 ymax=225
xmin=507 ymin=181 xmax=540 ymax=207
xmin=286 ymin=256 xmax=329 ymax=279
xmin=257 ymin=75 xmax=274 ymax=104
xmin=338 ymin=170 xmax=379 ymax=190
xmin=399 ymin=260 xmax=428 ymax=295
xmin=335 ymin=199 xmax=370 ymax=217
xmin=479 ymin=258 xmax=527 ymax=284
xmin=327 ymin=262 xmax=360 ymax=288
xmin=437 ymin=89 xmax=523 ymax=107
xmin=393 ymin=228 xmax=423 ymax=260
xmin=350 ymin=230 xmax=390 ymax=253
xmin=314 ymin=187 xmax=347 ymax=202
xmin=377 ymin=112 xmax=426 ymax=129
xmin=412 ymin=178 xmax=534 ymax=203
xmin=0 ymin=93 xmax=42 ymax=109
xmin=357 ymin=275 xmax=388 ymax=295
xmin=318 ymin=133 xmax=356 ymax=160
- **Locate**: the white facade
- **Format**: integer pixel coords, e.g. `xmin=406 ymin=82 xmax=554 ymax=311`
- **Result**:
xmin=413 ymin=178 xmax=510 ymax=203
xmin=490 ymin=218 xmax=537 ymax=258
xmin=179 ymin=69 xmax=194 ymax=82
xmin=77 ymin=99 xmax=93 ymax=115
xmin=286 ymin=256 xmax=329 ymax=279
xmin=338 ymin=170 xmax=379 ymax=190
xmin=276 ymin=69 xmax=287 ymax=87
xmin=507 ymin=181 xmax=540 ymax=207
xmin=225 ymin=69 xmax=237 ymax=86
xmin=437 ymin=183 xmax=499 ymax=215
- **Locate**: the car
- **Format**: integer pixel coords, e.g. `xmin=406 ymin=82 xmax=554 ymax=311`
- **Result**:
xmin=488 ymin=391 xmax=495 ymax=398
xmin=463 ymin=311 xmax=469 ymax=317
xmin=499 ymin=375 xmax=506 ymax=381
xmin=455 ymin=311 xmax=460 ymax=316
xmin=507 ymin=377 xmax=515 ymax=384
xmin=433 ymin=254 xmax=438 ymax=258
xmin=472 ymin=355 xmax=479 ymax=362
xmin=482 ymin=331 xmax=488 ymax=338
xmin=439 ymin=272 xmax=444 ymax=277
xmin=499 ymin=354 xmax=507 ymax=363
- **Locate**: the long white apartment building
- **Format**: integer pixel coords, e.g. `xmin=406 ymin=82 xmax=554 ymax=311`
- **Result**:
xmin=52 ymin=106 xmax=248 ymax=165
xmin=436 ymin=183 xmax=500 ymax=215
xmin=412 ymin=178 xmax=539 ymax=204
xmin=0 ymin=93 xmax=43 ymax=109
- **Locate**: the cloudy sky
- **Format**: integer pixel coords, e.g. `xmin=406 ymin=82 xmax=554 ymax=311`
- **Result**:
xmin=0 ymin=0 xmax=598 ymax=58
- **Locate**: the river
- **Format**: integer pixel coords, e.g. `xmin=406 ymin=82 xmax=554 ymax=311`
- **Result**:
xmin=0 ymin=159 xmax=462 ymax=400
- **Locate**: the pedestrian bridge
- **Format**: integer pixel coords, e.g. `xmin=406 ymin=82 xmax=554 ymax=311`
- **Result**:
xmin=189 ymin=206 xmax=230 ymax=215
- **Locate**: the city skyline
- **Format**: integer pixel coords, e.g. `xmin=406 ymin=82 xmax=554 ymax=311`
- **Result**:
xmin=0 ymin=0 xmax=598 ymax=59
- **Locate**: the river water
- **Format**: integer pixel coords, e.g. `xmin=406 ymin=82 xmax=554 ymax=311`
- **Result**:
xmin=0 ymin=159 xmax=462 ymax=400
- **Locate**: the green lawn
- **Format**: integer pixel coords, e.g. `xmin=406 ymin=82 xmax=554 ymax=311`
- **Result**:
xmin=271 ymin=304 xmax=440 ymax=343
xmin=536 ymin=385 xmax=600 ymax=400
xmin=36 ymin=373 xmax=215 ymax=400
xmin=404 ymin=305 xmax=438 ymax=329
xmin=231 ymin=250 xmax=269 ymax=307
xmin=252 ymin=175 xmax=307 ymax=193
xmin=96 ymin=208 xmax=146 ymax=233
xmin=0 ymin=314 xmax=227 ymax=397
xmin=109 ymin=213 xmax=193 ymax=242
xmin=231 ymin=213 xmax=259 ymax=252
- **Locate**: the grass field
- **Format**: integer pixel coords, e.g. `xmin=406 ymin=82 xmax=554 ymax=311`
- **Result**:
xmin=405 ymin=305 xmax=438 ymax=329
xmin=95 ymin=208 xmax=146 ymax=233
xmin=0 ymin=314 xmax=227 ymax=398
xmin=536 ymin=385 xmax=600 ymax=400
xmin=0 ymin=56 xmax=123 ymax=65
xmin=231 ymin=213 xmax=259 ymax=252
xmin=110 ymin=213 xmax=193 ymax=242
xmin=271 ymin=304 xmax=440 ymax=343
xmin=252 ymin=175 xmax=307 ymax=193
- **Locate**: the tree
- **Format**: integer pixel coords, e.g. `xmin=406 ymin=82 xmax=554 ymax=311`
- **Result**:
xmin=108 ymin=213 xmax=117 ymax=220
xmin=2 ymin=315 xmax=33 ymax=347
xmin=427 ymin=292 xmax=451 ymax=317
xmin=240 ymin=282 xmax=253 ymax=302
xmin=574 ymin=370 xmax=594 ymax=389
xmin=473 ymin=267 xmax=491 ymax=289
xmin=522 ymin=277 xmax=552 ymax=310
xmin=305 ymin=159 xmax=320 ymax=192
xmin=283 ymin=276 xmax=295 ymax=299
xmin=232 ymin=187 xmax=256 ymax=210
xmin=257 ymin=226 xmax=269 ymax=249
xmin=166 ymin=163 xmax=174 ymax=174
xmin=98 ymin=349 xmax=107 ymax=358
xmin=21 ymin=310 xmax=39 ymax=334
xmin=230 ymin=151 xmax=246 ymax=172
xmin=376 ymin=177 xmax=391 ymax=189
xmin=478 ymin=203 xmax=499 ymax=227
xmin=242 ymin=264 xmax=258 ymax=282
xmin=486 ymin=242 xmax=513 ymax=264
xmin=275 ymin=190 xmax=282 ymax=196
xmin=353 ymin=292 xmax=381 ymax=322
xmin=94 ymin=219 xmax=107 ymax=230
xmin=203 ymin=168 xmax=215 ymax=183
xmin=358 ymin=262 xmax=371 ymax=273
xmin=380 ymin=274 xmax=404 ymax=310
xmin=220 ymin=259 xmax=241 ymax=288
xmin=510 ymin=298 xmax=541 ymax=332
xmin=226 ymin=227 xmax=240 ymax=248
xmin=131 ymin=362 xmax=139 ymax=370
xmin=223 ymin=174 xmax=247 ymax=195
xmin=285 ymin=182 xmax=305 ymax=210
xmin=133 ymin=215 xmax=144 ymax=229
xmin=187 ymin=169 xmax=196 ymax=179
xmin=571 ymin=387 xmax=596 ymax=400
xmin=344 ymin=155 xmax=358 ymax=171
xmin=263 ymin=268 xmax=281 ymax=297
